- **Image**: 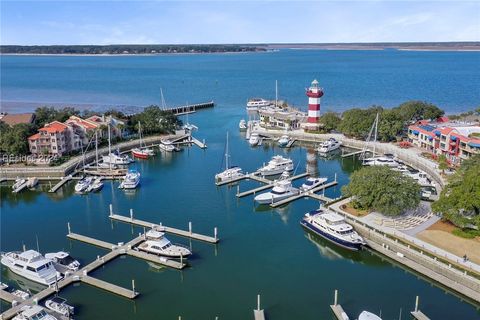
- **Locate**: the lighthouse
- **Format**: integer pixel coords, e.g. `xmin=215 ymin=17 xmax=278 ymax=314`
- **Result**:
xmin=305 ymin=79 xmax=323 ymax=130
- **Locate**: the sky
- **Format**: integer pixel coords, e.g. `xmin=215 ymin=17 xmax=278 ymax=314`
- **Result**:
xmin=1 ymin=1 xmax=479 ymax=45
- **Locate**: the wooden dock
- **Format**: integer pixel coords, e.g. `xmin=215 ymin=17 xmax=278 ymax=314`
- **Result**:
xmin=330 ymin=304 xmax=348 ymax=320
xmin=12 ymin=181 xmax=28 ymax=193
xmin=236 ymin=172 xmax=309 ymax=198
xmin=67 ymin=232 xmax=116 ymax=250
xmin=190 ymin=136 xmax=207 ymax=149
xmin=0 ymin=289 xmax=23 ymax=304
xmin=164 ymin=101 xmax=214 ymax=115
xmin=127 ymin=249 xmax=186 ymax=269
xmin=341 ymin=149 xmax=364 ymax=158
xmin=81 ymin=275 xmax=138 ymax=299
xmin=109 ymin=211 xmax=219 ymax=244
xmin=48 ymin=175 xmax=72 ymax=193
xmin=411 ymin=311 xmax=431 ymax=320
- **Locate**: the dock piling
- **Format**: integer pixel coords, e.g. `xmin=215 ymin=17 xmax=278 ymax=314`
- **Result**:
xmin=189 ymin=222 xmax=192 ymax=234
xmin=132 ymin=279 xmax=135 ymax=295
xmin=415 ymin=295 xmax=419 ymax=312
xmin=214 ymin=227 xmax=218 ymax=241
xmin=257 ymin=294 xmax=261 ymax=310
xmin=67 ymin=222 xmax=71 ymax=234
xmin=109 ymin=204 xmax=113 ymax=216
xmin=130 ymin=209 xmax=134 ymax=220
xmin=334 ymin=289 xmax=338 ymax=305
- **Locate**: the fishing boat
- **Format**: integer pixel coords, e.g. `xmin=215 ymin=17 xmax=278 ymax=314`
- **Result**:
xmin=248 ymin=133 xmax=260 ymax=146
xmin=74 ymin=176 xmax=94 ymax=194
xmin=257 ymin=155 xmax=294 ymax=176
xmin=246 ymin=98 xmax=270 ymax=112
xmin=44 ymin=251 xmax=80 ymax=273
xmin=254 ymin=178 xmax=299 ymax=205
xmin=317 ymin=138 xmax=341 ymax=154
xmin=239 ymin=119 xmax=247 ymax=131
xmin=12 ymin=178 xmax=27 ymax=190
xmin=215 ymin=132 xmax=244 ymax=183
xmin=159 ymin=139 xmax=175 ymax=152
xmin=300 ymin=208 xmax=365 ymax=251
xmin=358 ymin=310 xmax=383 ymax=320
xmin=44 ymin=297 xmax=74 ymax=318
xmin=12 ymin=305 xmax=57 ymax=320
xmin=132 ymin=122 xmax=155 ymax=159
xmin=119 ymin=170 xmax=140 ymax=189
xmin=277 ymin=135 xmax=290 ymax=148
xmin=0 ymin=250 xmax=61 ymax=286
xmin=300 ymin=177 xmax=328 ymax=191
xmin=138 ymin=229 xmax=191 ymax=258
xmin=86 ymin=178 xmax=104 ymax=192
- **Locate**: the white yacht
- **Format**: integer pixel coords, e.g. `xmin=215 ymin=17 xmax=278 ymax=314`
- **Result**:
xmin=159 ymin=139 xmax=175 ymax=152
xmin=138 ymin=230 xmax=192 ymax=258
xmin=392 ymin=166 xmax=433 ymax=186
xmin=239 ymin=119 xmax=247 ymax=131
xmin=362 ymin=156 xmax=399 ymax=167
xmin=1 ymin=250 xmax=61 ymax=286
xmin=246 ymin=98 xmax=270 ymax=111
xmin=317 ymin=138 xmax=342 ymax=154
xmin=254 ymin=179 xmax=299 ymax=204
xmin=13 ymin=305 xmax=57 ymax=320
xmin=74 ymin=176 xmax=94 ymax=194
xmin=300 ymin=177 xmax=328 ymax=191
xmin=26 ymin=178 xmax=39 ymax=188
xmin=102 ymin=152 xmax=133 ymax=165
xmin=86 ymin=178 xmax=104 ymax=192
xmin=358 ymin=310 xmax=382 ymax=320
xmin=257 ymin=155 xmax=294 ymax=176
xmin=277 ymin=135 xmax=290 ymax=148
xmin=45 ymin=251 xmax=80 ymax=273
xmin=215 ymin=131 xmax=244 ymax=183
xmin=119 ymin=170 xmax=140 ymax=189
xmin=12 ymin=178 xmax=27 ymax=190
xmin=300 ymin=208 xmax=365 ymax=251
xmin=44 ymin=297 xmax=74 ymax=318
xmin=248 ymin=133 xmax=260 ymax=146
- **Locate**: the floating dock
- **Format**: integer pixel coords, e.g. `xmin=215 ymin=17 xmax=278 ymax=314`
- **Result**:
xmin=330 ymin=290 xmax=349 ymax=320
xmin=411 ymin=311 xmax=431 ymax=320
xmin=108 ymin=206 xmax=219 ymax=244
xmin=81 ymin=275 xmax=138 ymax=299
xmin=48 ymin=175 xmax=73 ymax=193
xmin=270 ymin=180 xmax=338 ymax=208
xmin=189 ymin=136 xmax=207 ymax=149
xmin=12 ymin=181 xmax=28 ymax=193
xmin=235 ymin=172 xmax=309 ymax=198
xmin=164 ymin=101 xmax=214 ymax=115
xmin=0 ymin=289 xmax=23 ymax=304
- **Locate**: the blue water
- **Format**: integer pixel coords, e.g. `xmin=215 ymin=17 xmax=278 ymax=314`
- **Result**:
xmin=1 ymin=50 xmax=480 ymax=319
xmin=1 ymin=50 xmax=479 ymax=113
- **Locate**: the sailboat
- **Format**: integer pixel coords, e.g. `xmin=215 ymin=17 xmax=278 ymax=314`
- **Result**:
xmin=132 ymin=122 xmax=155 ymax=159
xmin=102 ymin=123 xmax=133 ymax=165
xmin=215 ymin=131 xmax=244 ymax=183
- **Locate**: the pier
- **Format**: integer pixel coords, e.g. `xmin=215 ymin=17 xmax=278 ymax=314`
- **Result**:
xmin=330 ymin=290 xmax=348 ymax=320
xmin=164 ymin=101 xmax=214 ymax=115
xmin=235 ymin=172 xmax=309 ymax=198
xmin=108 ymin=205 xmax=219 ymax=244
xmin=270 ymin=180 xmax=338 ymax=208
xmin=48 ymin=175 xmax=73 ymax=193
xmin=12 ymin=181 xmax=28 ymax=193
xmin=253 ymin=294 xmax=266 ymax=320
xmin=81 ymin=275 xmax=138 ymax=299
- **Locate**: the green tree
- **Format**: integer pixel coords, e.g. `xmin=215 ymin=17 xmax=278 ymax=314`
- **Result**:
xmin=320 ymin=112 xmax=341 ymax=132
xmin=395 ymin=100 xmax=444 ymax=123
xmin=342 ymin=166 xmax=421 ymax=216
xmin=437 ymin=154 xmax=449 ymax=174
xmin=338 ymin=106 xmax=381 ymax=139
xmin=378 ymin=109 xmax=404 ymax=142
xmin=0 ymin=123 xmax=35 ymax=155
xmin=432 ymin=155 xmax=480 ymax=228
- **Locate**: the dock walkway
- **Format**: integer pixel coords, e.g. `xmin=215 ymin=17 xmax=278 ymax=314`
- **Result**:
xmin=81 ymin=275 xmax=138 ymax=299
xmin=48 ymin=175 xmax=72 ymax=193
xmin=236 ymin=172 xmax=309 ymax=198
xmin=411 ymin=311 xmax=431 ymax=320
xmin=0 ymin=290 xmax=22 ymax=305
xmin=270 ymin=180 xmax=338 ymax=208
xmin=12 ymin=181 xmax=28 ymax=193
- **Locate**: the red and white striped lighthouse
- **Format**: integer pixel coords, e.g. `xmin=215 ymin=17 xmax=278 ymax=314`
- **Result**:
xmin=306 ymin=79 xmax=323 ymax=124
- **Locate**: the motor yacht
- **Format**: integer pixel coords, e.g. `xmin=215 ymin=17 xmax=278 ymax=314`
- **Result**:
xmin=138 ymin=230 xmax=191 ymax=258
xmin=26 ymin=178 xmax=38 ymax=189
xmin=44 ymin=251 xmax=80 ymax=273
xmin=0 ymin=250 xmax=61 ymax=286
xmin=74 ymin=177 xmax=94 ymax=194
xmin=300 ymin=177 xmax=328 ymax=191
xmin=44 ymin=297 xmax=74 ymax=318
xmin=358 ymin=310 xmax=382 ymax=320
xmin=362 ymin=156 xmax=399 ymax=167
xmin=300 ymin=208 xmax=365 ymax=251
xmin=119 ymin=170 xmax=140 ymax=189
xmin=317 ymin=138 xmax=342 ymax=154
xmin=277 ymin=135 xmax=290 ymax=148
xmin=254 ymin=179 xmax=299 ymax=204
xmin=102 ymin=152 xmax=133 ymax=165
xmin=13 ymin=305 xmax=57 ymax=320
xmin=86 ymin=178 xmax=104 ymax=193
xmin=239 ymin=119 xmax=247 ymax=131
xmin=246 ymin=98 xmax=270 ymax=111
xmin=248 ymin=133 xmax=260 ymax=146
xmin=12 ymin=178 xmax=27 ymax=190
xmin=257 ymin=155 xmax=294 ymax=176
xmin=159 ymin=139 xmax=175 ymax=152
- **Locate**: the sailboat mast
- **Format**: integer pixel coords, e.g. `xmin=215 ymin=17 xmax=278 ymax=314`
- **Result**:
xmin=275 ymin=80 xmax=278 ymax=107
xmin=373 ymin=113 xmax=379 ymax=156
xmin=138 ymin=122 xmax=142 ymax=148
xmin=225 ymin=131 xmax=229 ymax=169
xmin=95 ymin=130 xmax=99 ymax=166
xmin=108 ymin=122 xmax=112 ymax=170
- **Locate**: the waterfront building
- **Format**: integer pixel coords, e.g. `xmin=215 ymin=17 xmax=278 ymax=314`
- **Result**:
xmin=302 ymin=79 xmax=324 ymax=131
xmin=28 ymin=121 xmax=80 ymax=157
xmin=258 ymin=106 xmax=306 ymax=130
xmin=0 ymin=112 xmax=36 ymax=126
xmin=408 ymin=118 xmax=480 ymax=164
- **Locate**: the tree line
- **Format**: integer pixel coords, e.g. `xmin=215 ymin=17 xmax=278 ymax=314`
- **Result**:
xmin=320 ymin=100 xmax=445 ymax=141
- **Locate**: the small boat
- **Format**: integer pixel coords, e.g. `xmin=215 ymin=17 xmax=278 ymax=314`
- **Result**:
xmin=131 ymin=148 xmax=150 ymax=159
xmin=239 ymin=119 xmax=247 ymax=131
xmin=12 ymin=178 xmax=27 ymax=190
xmin=362 ymin=156 xmax=399 ymax=167
xmin=119 ymin=170 xmax=140 ymax=189
xmin=86 ymin=178 xmax=104 ymax=192
xmin=277 ymin=135 xmax=290 ymax=148
xmin=246 ymin=98 xmax=270 ymax=111
xmin=358 ymin=310 xmax=382 ymax=320
xmin=300 ymin=177 xmax=328 ymax=191
xmin=248 ymin=133 xmax=260 ymax=146
xmin=300 ymin=208 xmax=365 ymax=251
xmin=44 ymin=297 xmax=74 ymax=318
xmin=132 ymin=122 xmax=155 ymax=159
xmin=11 ymin=289 xmax=30 ymax=300
xmin=74 ymin=176 xmax=94 ymax=194
xmin=215 ymin=131 xmax=244 ymax=183
xmin=254 ymin=179 xmax=299 ymax=204
xmin=159 ymin=139 xmax=175 ymax=152
xmin=317 ymin=138 xmax=342 ymax=154
xmin=138 ymin=229 xmax=192 ymax=258
xmin=102 ymin=152 xmax=133 ymax=165
xmin=0 ymin=250 xmax=61 ymax=286
xmin=13 ymin=305 xmax=57 ymax=320
xmin=97 ymin=162 xmax=118 ymax=169
xmin=257 ymin=155 xmax=294 ymax=176
xmin=45 ymin=251 xmax=80 ymax=273
xmin=26 ymin=177 xmax=38 ymax=188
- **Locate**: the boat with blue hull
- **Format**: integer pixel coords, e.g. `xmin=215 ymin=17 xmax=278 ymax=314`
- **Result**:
xmin=300 ymin=208 xmax=365 ymax=251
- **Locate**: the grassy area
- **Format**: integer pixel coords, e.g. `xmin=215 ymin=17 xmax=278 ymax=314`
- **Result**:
xmin=341 ymin=202 xmax=369 ymax=217
xmin=452 ymin=228 xmax=480 ymax=239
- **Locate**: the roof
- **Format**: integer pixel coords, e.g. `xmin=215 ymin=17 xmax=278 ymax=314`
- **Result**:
xmin=66 ymin=116 xmax=98 ymax=129
xmin=436 ymin=116 xmax=450 ymax=123
xmin=0 ymin=113 xmax=35 ymax=126
xmin=28 ymin=133 xmax=40 ymax=141
xmin=39 ymin=121 xmax=68 ymax=133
